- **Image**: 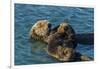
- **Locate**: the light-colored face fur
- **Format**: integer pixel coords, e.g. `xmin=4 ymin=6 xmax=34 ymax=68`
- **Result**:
xmin=30 ymin=20 xmax=49 ymax=37
xmin=57 ymin=22 xmax=68 ymax=33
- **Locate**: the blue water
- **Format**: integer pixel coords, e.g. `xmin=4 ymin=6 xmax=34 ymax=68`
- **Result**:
xmin=15 ymin=4 xmax=94 ymax=65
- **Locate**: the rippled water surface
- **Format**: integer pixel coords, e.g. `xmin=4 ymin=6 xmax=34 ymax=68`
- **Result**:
xmin=15 ymin=4 xmax=94 ymax=65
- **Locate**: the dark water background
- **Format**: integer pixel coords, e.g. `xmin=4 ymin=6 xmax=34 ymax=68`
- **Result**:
xmin=15 ymin=4 xmax=94 ymax=65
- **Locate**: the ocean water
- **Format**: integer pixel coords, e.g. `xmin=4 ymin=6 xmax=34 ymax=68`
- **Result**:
xmin=15 ymin=4 xmax=94 ymax=65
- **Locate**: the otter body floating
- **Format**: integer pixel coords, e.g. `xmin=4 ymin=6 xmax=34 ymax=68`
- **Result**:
xmin=29 ymin=20 xmax=93 ymax=62
xmin=46 ymin=22 xmax=92 ymax=61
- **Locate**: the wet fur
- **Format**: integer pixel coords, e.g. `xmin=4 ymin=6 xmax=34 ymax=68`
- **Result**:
xmin=46 ymin=22 xmax=77 ymax=61
xmin=29 ymin=20 xmax=50 ymax=42
xmin=30 ymin=20 xmax=93 ymax=62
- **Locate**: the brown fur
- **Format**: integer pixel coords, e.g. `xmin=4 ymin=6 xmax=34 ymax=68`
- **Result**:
xmin=46 ymin=22 xmax=77 ymax=61
xmin=30 ymin=21 xmax=92 ymax=61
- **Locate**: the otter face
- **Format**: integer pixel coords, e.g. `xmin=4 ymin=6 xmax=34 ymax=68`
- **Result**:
xmin=57 ymin=23 xmax=68 ymax=33
xmin=30 ymin=20 xmax=50 ymax=39
xmin=56 ymin=46 xmax=74 ymax=61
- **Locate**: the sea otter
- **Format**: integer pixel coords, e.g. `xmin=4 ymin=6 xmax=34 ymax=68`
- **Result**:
xmin=30 ymin=20 xmax=93 ymax=61
xmin=45 ymin=22 xmax=92 ymax=61
xmin=29 ymin=20 xmax=51 ymax=42
xmin=44 ymin=22 xmax=76 ymax=61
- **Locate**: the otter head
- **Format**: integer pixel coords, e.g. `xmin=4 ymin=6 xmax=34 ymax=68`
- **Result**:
xmin=30 ymin=20 xmax=51 ymax=39
xmin=56 ymin=46 xmax=75 ymax=61
xmin=57 ymin=22 xmax=68 ymax=33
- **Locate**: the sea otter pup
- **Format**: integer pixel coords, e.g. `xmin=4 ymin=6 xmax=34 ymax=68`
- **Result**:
xmin=29 ymin=20 xmax=51 ymax=42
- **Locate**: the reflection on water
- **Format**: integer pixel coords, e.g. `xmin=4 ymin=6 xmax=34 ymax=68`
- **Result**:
xmin=15 ymin=4 xmax=94 ymax=65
